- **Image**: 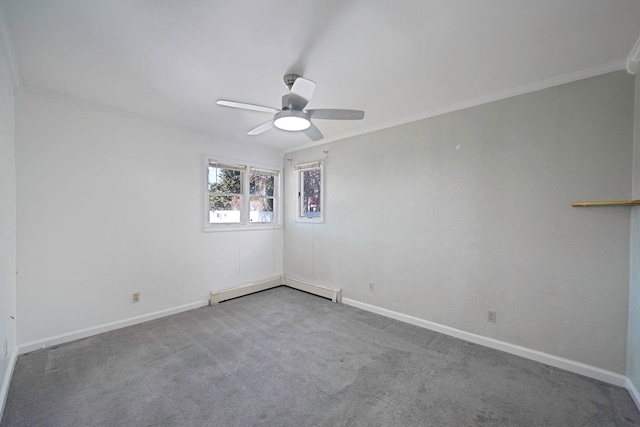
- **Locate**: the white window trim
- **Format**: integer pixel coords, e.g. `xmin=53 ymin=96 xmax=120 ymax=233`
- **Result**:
xmin=204 ymin=156 xmax=283 ymax=232
xmin=294 ymin=160 xmax=324 ymax=224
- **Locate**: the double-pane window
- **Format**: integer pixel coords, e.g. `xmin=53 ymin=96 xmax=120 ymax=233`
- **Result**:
xmin=206 ymin=159 xmax=281 ymax=229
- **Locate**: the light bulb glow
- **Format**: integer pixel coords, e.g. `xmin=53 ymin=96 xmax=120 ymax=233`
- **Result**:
xmin=273 ymin=110 xmax=311 ymax=131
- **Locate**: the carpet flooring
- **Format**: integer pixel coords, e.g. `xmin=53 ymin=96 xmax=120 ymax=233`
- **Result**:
xmin=2 ymin=286 xmax=639 ymax=426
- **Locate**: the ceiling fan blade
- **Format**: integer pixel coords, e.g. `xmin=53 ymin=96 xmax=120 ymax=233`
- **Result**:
xmin=308 ymin=109 xmax=365 ymax=120
xmin=216 ymin=100 xmax=279 ymax=114
xmin=247 ymin=120 xmax=274 ymax=135
xmin=288 ymin=77 xmax=317 ymax=110
xmin=302 ymin=123 xmax=323 ymax=141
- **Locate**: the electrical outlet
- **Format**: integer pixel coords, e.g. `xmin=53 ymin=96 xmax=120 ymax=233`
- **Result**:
xmin=369 ymin=282 xmax=374 ymax=291
xmin=132 ymin=292 xmax=140 ymax=303
xmin=487 ymin=310 xmax=496 ymax=323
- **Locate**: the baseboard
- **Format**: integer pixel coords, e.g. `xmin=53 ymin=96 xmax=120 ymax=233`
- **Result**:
xmin=208 ymin=276 xmax=342 ymax=304
xmin=0 ymin=347 xmax=18 ymax=420
xmin=18 ymin=276 xmax=285 ymax=354
xmin=283 ymin=276 xmax=342 ymax=303
xmin=9 ymin=277 xmax=633 ymax=403
xmin=18 ymin=300 xmax=209 ymax=355
xmin=342 ymin=297 xmax=627 ymax=387
xmin=627 ymin=378 xmax=640 ymax=411
xmin=210 ymin=276 xmax=283 ymax=304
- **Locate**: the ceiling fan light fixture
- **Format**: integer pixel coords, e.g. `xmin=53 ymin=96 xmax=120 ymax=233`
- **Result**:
xmin=273 ymin=110 xmax=311 ymax=131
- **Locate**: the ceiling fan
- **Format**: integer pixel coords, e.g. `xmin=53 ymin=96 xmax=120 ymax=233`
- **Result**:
xmin=216 ymin=74 xmax=365 ymax=141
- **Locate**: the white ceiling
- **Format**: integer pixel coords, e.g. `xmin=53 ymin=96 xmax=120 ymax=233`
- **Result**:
xmin=2 ymin=0 xmax=640 ymax=151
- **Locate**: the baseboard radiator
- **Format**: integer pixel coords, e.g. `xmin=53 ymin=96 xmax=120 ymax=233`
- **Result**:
xmin=210 ymin=276 xmax=342 ymax=305
xmin=282 ymin=276 xmax=342 ymax=303
xmin=210 ymin=277 xmax=282 ymax=304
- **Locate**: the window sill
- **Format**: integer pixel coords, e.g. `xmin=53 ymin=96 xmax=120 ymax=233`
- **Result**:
xmin=204 ymin=224 xmax=283 ymax=233
xmin=295 ymin=218 xmax=324 ymax=224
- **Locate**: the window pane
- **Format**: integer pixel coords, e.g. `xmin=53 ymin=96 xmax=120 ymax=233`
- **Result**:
xmin=250 ymin=196 xmax=274 ymax=223
xmin=301 ymin=169 xmax=321 ymax=217
xmin=209 ymin=195 xmax=241 ymax=223
xmin=208 ymin=165 xmax=242 ymax=193
xmin=250 ymin=171 xmax=275 ymax=197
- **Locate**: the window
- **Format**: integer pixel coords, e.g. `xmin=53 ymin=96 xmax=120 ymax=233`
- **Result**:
xmin=295 ymin=161 xmax=323 ymax=223
xmin=208 ymin=162 xmax=244 ymax=224
xmin=250 ymin=168 xmax=276 ymax=223
xmin=206 ymin=158 xmax=281 ymax=230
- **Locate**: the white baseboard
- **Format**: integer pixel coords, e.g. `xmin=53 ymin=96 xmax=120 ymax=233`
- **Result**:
xmin=0 ymin=347 xmax=18 ymax=420
xmin=627 ymin=378 xmax=640 ymax=411
xmin=18 ymin=300 xmax=209 ymax=355
xmin=283 ymin=276 xmax=342 ymax=303
xmin=342 ymin=297 xmax=627 ymax=387
xmin=19 ymin=276 xmax=285 ymax=355
xmin=208 ymin=276 xmax=342 ymax=304
xmin=210 ymin=276 xmax=282 ymax=304
xmin=8 ymin=278 xmax=636 ymax=410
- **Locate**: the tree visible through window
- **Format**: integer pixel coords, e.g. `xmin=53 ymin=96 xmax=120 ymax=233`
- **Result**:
xmin=295 ymin=162 xmax=323 ymax=223
xmin=301 ymin=169 xmax=321 ymax=217
xmin=208 ymin=162 xmax=244 ymax=223
xmin=250 ymin=168 xmax=276 ymax=223
xmin=206 ymin=159 xmax=281 ymax=229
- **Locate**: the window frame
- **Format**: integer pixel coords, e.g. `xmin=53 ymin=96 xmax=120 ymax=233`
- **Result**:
xmin=204 ymin=156 xmax=282 ymax=232
xmin=249 ymin=167 xmax=278 ymax=225
xmin=207 ymin=161 xmax=245 ymax=225
xmin=295 ymin=161 xmax=324 ymax=224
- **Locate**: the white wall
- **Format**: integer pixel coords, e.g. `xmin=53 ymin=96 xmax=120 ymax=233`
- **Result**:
xmin=284 ymin=71 xmax=635 ymax=375
xmin=14 ymin=91 xmax=283 ymax=346
xmin=0 ymin=33 xmax=17 ymax=415
xmin=629 ymin=71 xmax=640 ymax=397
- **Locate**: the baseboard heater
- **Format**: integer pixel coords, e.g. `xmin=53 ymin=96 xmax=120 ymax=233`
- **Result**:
xmin=210 ymin=276 xmax=342 ymax=305
xmin=282 ymin=276 xmax=342 ymax=303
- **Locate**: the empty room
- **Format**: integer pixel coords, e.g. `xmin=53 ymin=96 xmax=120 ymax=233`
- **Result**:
xmin=2 ymin=0 xmax=640 ymax=425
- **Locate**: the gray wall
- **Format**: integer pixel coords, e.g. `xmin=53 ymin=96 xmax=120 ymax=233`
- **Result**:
xmin=0 ymin=37 xmax=17 ymax=411
xmin=629 ymin=71 xmax=640 ymax=392
xmin=284 ymin=71 xmax=635 ymax=374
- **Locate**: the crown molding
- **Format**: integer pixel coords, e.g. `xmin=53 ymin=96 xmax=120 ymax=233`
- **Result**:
xmin=284 ymin=59 xmax=627 ymax=154
xmin=0 ymin=2 xmax=22 ymax=93
xmin=627 ymin=37 xmax=640 ymax=74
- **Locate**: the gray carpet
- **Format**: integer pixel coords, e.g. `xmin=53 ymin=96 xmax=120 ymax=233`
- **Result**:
xmin=2 ymin=286 xmax=639 ymax=426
